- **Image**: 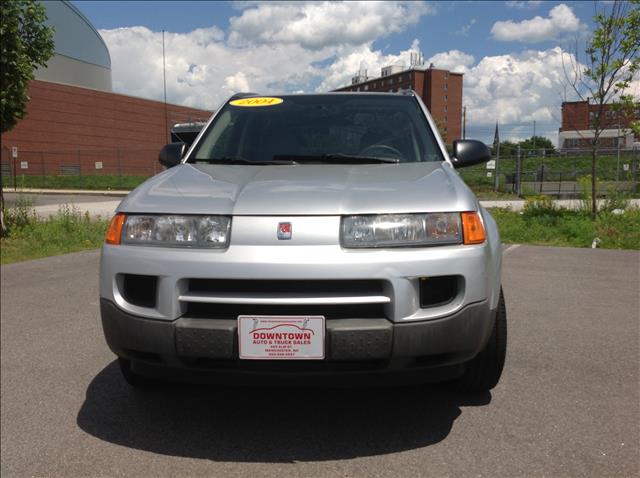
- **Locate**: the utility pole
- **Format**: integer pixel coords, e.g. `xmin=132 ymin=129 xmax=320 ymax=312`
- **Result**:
xmin=516 ymin=144 xmax=522 ymax=196
xmin=533 ymin=120 xmax=536 ymax=154
xmin=462 ymin=106 xmax=466 ymax=139
xmin=162 ymin=29 xmax=169 ymax=143
xmin=616 ymin=122 xmax=621 ymax=182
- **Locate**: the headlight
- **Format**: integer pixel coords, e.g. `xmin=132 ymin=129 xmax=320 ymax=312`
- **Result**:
xmin=341 ymin=213 xmax=462 ymax=248
xmin=122 ymin=215 xmax=231 ymax=248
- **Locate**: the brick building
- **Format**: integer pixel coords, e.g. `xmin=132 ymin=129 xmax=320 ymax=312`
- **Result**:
xmin=0 ymin=80 xmax=211 ymax=177
xmin=334 ymin=64 xmax=463 ymax=143
xmin=0 ymin=1 xmax=211 ymax=178
xmin=559 ymin=100 xmax=640 ymax=151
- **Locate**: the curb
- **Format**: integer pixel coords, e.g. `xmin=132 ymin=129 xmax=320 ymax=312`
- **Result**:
xmin=6 ymin=188 xmax=131 ymax=197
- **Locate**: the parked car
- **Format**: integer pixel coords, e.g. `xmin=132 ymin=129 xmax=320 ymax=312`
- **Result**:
xmin=100 ymin=91 xmax=506 ymax=391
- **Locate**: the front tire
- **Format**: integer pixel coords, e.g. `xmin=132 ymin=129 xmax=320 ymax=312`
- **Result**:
xmin=454 ymin=288 xmax=507 ymax=392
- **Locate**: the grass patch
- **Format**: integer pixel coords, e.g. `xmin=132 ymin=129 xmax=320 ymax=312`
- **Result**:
xmin=490 ymin=198 xmax=640 ymax=249
xmin=1 ymin=202 xmax=109 ymax=265
xmin=471 ymin=188 xmax=521 ymax=201
xmin=2 ymin=174 xmax=147 ymax=190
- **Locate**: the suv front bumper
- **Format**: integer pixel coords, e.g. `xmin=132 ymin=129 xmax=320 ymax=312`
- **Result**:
xmin=101 ymin=298 xmax=496 ymax=380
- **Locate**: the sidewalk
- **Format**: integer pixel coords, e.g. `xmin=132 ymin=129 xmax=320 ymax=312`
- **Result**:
xmin=32 ymin=200 xmax=122 ymax=218
xmin=23 ymin=194 xmax=639 ymax=219
xmin=8 ymin=188 xmax=130 ymax=196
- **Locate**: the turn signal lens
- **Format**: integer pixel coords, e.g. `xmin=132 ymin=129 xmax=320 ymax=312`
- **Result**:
xmin=461 ymin=211 xmax=486 ymax=245
xmin=105 ymin=213 xmax=126 ymax=245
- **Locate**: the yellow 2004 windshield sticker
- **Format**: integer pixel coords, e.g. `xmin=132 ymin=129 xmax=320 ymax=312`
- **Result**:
xmin=229 ymin=97 xmax=283 ymax=107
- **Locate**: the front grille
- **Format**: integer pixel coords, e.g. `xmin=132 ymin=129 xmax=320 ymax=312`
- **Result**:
xmin=188 ymin=279 xmax=384 ymax=295
xmin=182 ymin=279 xmax=389 ymax=319
xmin=184 ymin=302 xmax=387 ymax=320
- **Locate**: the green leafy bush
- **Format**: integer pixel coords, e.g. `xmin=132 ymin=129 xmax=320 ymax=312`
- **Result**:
xmin=491 ymin=206 xmax=640 ymax=250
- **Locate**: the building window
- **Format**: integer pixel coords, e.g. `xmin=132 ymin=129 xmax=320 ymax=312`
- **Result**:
xmin=398 ymin=75 xmax=403 ymax=82
xmin=364 ymin=84 xmax=368 ymax=91
xmin=444 ymin=116 xmax=447 ymax=122
xmin=444 ymin=95 xmax=447 ymax=102
xmin=444 ymin=105 xmax=447 ymax=112
xmin=564 ymin=138 xmax=579 ymax=148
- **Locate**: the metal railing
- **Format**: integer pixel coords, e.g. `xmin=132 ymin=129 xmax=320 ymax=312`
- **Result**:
xmin=1 ymin=146 xmax=639 ymax=196
xmin=459 ymin=148 xmax=640 ymax=197
xmin=1 ymin=147 xmax=161 ymax=190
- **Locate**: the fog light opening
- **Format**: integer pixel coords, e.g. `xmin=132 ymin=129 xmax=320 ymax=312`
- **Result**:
xmin=419 ymin=275 xmax=459 ymax=308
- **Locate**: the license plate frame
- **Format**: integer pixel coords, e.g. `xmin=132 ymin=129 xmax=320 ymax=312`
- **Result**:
xmin=238 ymin=315 xmax=325 ymax=360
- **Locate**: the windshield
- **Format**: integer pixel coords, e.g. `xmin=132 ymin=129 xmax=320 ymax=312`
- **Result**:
xmin=189 ymin=94 xmax=444 ymax=164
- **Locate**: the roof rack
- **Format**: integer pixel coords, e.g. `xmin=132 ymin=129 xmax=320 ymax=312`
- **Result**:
xmin=229 ymin=92 xmax=260 ymax=101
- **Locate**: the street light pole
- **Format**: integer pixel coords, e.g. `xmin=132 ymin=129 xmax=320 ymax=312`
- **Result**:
xmin=616 ymin=122 xmax=621 ymax=182
xmin=533 ymin=120 xmax=536 ymax=154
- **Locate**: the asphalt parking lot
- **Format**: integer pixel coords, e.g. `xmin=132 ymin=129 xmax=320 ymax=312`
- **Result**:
xmin=1 ymin=245 xmax=638 ymax=477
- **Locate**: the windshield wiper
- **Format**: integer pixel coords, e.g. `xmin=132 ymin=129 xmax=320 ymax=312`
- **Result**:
xmin=273 ymin=154 xmax=400 ymax=164
xmin=198 ymin=156 xmax=297 ymax=165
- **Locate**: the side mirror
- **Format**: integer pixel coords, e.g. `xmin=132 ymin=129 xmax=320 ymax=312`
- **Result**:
xmin=450 ymin=140 xmax=491 ymax=169
xmin=158 ymin=142 xmax=186 ymax=169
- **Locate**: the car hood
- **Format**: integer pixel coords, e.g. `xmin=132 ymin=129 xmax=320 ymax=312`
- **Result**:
xmin=118 ymin=162 xmax=478 ymax=215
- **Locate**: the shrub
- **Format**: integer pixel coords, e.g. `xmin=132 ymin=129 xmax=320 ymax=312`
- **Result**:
xmin=3 ymin=196 xmax=36 ymax=232
xmin=522 ymin=195 xmax=562 ymax=218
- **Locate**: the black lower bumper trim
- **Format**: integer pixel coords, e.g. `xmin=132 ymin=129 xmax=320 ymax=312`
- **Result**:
xmin=100 ymin=299 xmax=494 ymax=375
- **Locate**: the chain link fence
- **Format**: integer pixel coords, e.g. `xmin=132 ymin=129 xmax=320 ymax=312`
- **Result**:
xmin=459 ymin=148 xmax=640 ymax=197
xmin=1 ymin=145 xmax=639 ymax=196
xmin=1 ymin=147 xmax=160 ymax=190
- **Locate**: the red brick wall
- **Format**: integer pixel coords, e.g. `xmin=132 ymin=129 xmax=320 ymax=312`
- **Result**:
xmin=560 ymin=101 xmax=591 ymax=131
xmin=0 ymin=80 xmax=211 ymax=176
xmin=561 ymin=100 xmax=639 ymax=132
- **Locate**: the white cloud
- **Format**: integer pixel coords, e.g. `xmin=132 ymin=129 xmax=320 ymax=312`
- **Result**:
xmin=317 ymin=41 xmax=474 ymax=92
xmin=491 ymin=4 xmax=583 ymax=43
xmin=228 ymin=1 xmax=435 ymax=50
xmin=100 ymin=1 xmax=435 ymax=110
xmin=99 ymin=1 xmax=590 ymax=145
xmin=463 ymin=46 xmax=578 ymax=143
xmin=455 ymin=18 xmax=476 ymax=37
xmin=426 ymin=50 xmax=475 ymax=73
xmin=505 ymin=1 xmax=543 ymax=9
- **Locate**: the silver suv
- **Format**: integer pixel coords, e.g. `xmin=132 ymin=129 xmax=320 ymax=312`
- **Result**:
xmin=100 ymin=92 xmax=506 ymax=391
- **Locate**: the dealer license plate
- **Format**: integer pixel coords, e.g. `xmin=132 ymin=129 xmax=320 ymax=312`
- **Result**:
xmin=238 ymin=315 xmax=325 ymax=360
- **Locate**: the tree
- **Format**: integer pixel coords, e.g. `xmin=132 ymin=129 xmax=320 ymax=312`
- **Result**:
xmin=434 ymin=118 xmax=448 ymax=144
xmin=0 ymin=0 xmax=54 ymax=235
xmin=1 ymin=0 xmax=54 ymax=132
xmin=497 ymin=140 xmax=519 ymax=157
xmin=518 ymin=136 xmax=556 ymax=154
xmin=562 ymin=0 xmax=639 ymax=218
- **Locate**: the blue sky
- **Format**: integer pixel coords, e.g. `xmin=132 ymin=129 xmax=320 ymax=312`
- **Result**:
xmin=74 ymin=1 xmax=598 ymax=59
xmin=69 ymin=1 xmax=614 ymax=143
